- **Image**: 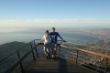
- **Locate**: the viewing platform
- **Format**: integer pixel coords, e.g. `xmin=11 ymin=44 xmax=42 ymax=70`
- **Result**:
xmin=0 ymin=39 xmax=110 ymax=73
xmin=26 ymin=55 xmax=98 ymax=73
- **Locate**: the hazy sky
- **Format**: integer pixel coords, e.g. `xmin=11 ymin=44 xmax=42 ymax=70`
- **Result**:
xmin=0 ymin=0 xmax=110 ymax=32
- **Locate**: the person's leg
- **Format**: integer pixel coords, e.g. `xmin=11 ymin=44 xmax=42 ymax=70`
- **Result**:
xmin=47 ymin=44 xmax=51 ymax=59
xmin=45 ymin=44 xmax=51 ymax=59
xmin=46 ymin=48 xmax=49 ymax=58
xmin=43 ymin=46 xmax=46 ymax=55
xmin=44 ymin=44 xmax=48 ymax=58
xmin=53 ymin=44 xmax=57 ymax=58
xmin=51 ymin=43 xmax=55 ymax=59
xmin=49 ymin=43 xmax=53 ymax=59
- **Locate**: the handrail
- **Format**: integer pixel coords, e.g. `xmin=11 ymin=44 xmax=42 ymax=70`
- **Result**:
xmin=61 ymin=44 xmax=110 ymax=73
xmin=34 ymin=40 xmax=110 ymax=60
xmin=5 ymin=48 xmax=36 ymax=73
xmin=33 ymin=39 xmax=65 ymax=44
xmin=76 ymin=48 xmax=110 ymax=60
xmin=61 ymin=44 xmax=110 ymax=60
xmin=0 ymin=42 xmax=38 ymax=73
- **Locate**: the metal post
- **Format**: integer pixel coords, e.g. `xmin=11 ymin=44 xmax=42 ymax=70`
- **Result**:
xmin=76 ymin=50 xmax=79 ymax=64
xmin=32 ymin=49 xmax=36 ymax=61
xmin=17 ymin=51 xmax=24 ymax=73
xmin=34 ymin=40 xmax=39 ymax=57
xmin=104 ymin=58 xmax=108 ymax=73
xmin=35 ymin=45 xmax=39 ymax=57
xmin=30 ymin=41 xmax=37 ymax=60
xmin=31 ymin=43 xmax=38 ymax=60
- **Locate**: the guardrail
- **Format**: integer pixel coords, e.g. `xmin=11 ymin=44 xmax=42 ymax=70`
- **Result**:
xmin=0 ymin=41 xmax=38 ymax=73
xmin=61 ymin=44 xmax=110 ymax=73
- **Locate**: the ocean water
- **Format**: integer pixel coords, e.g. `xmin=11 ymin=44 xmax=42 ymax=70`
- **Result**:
xmin=0 ymin=32 xmax=99 ymax=45
xmin=61 ymin=32 xmax=99 ymax=45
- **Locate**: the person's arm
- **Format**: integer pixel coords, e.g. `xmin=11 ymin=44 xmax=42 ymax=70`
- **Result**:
xmin=58 ymin=33 xmax=66 ymax=42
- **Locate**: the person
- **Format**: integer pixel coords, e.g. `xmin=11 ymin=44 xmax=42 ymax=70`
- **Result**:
xmin=41 ymin=30 xmax=51 ymax=58
xmin=49 ymin=27 xmax=65 ymax=59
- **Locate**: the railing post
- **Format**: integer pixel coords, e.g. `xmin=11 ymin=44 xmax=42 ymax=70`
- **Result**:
xmin=34 ymin=40 xmax=38 ymax=57
xmin=76 ymin=50 xmax=79 ymax=64
xmin=34 ymin=40 xmax=39 ymax=57
xmin=17 ymin=50 xmax=24 ymax=73
xmin=30 ymin=41 xmax=36 ymax=61
xmin=31 ymin=49 xmax=36 ymax=61
xmin=30 ymin=40 xmax=39 ymax=60
xmin=35 ymin=45 xmax=39 ymax=57
xmin=104 ymin=58 xmax=108 ymax=73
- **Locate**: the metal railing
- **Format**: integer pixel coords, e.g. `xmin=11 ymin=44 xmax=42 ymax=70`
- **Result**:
xmin=60 ymin=43 xmax=110 ymax=73
xmin=0 ymin=40 xmax=38 ymax=73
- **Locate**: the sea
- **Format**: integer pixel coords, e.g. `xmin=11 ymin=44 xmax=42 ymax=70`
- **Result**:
xmin=0 ymin=31 xmax=99 ymax=45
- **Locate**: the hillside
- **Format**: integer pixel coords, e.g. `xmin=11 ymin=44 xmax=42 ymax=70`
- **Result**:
xmin=0 ymin=41 xmax=30 ymax=60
